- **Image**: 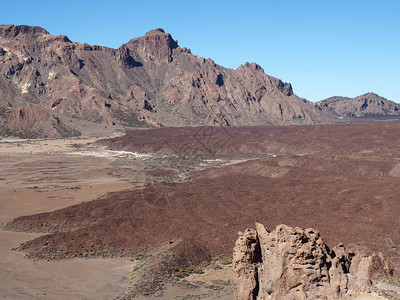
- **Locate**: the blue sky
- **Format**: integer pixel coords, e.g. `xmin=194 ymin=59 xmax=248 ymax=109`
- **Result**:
xmin=2 ymin=0 xmax=399 ymax=102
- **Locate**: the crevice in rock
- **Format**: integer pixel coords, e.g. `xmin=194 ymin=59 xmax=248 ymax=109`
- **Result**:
xmin=254 ymin=234 xmax=262 ymax=264
xmin=253 ymin=265 xmax=259 ymax=300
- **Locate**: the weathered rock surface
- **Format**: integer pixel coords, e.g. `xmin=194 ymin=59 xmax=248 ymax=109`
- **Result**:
xmin=0 ymin=24 xmax=336 ymax=137
xmin=233 ymin=223 xmax=400 ymax=300
xmin=316 ymin=92 xmax=400 ymax=117
xmin=0 ymin=106 xmax=79 ymax=138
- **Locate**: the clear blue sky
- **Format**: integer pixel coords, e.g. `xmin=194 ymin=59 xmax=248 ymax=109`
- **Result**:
xmin=2 ymin=0 xmax=399 ymax=102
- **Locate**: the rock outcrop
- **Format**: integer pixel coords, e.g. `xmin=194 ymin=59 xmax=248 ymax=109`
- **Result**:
xmin=0 ymin=24 xmax=335 ymax=138
xmin=0 ymin=106 xmax=79 ymax=138
xmin=233 ymin=223 xmax=400 ymax=299
xmin=316 ymin=92 xmax=400 ymax=117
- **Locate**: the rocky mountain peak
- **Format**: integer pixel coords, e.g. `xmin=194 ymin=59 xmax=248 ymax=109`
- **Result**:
xmin=127 ymin=28 xmax=178 ymax=62
xmin=237 ymin=62 xmax=264 ymax=72
xmin=0 ymin=24 xmax=49 ymax=38
xmin=360 ymin=92 xmax=379 ymax=97
xmin=355 ymin=92 xmax=384 ymax=100
xmin=317 ymin=92 xmax=400 ymax=117
xmin=145 ymin=28 xmax=166 ymax=35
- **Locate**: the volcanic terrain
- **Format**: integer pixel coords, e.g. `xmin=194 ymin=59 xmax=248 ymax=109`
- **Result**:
xmin=3 ymin=119 xmax=400 ymax=298
xmin=0 ymin=24 xmax=340 ymax=138
xmin=2 ymin=23 xmax=400 ymax=299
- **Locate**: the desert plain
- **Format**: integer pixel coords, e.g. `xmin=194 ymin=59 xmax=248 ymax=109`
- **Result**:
xmin=1 ymin=118 xmax=400 ymax=299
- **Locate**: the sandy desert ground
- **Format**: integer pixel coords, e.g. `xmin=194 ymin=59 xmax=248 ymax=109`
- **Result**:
xmin=0 ymin=137 xmax=139 ymax=299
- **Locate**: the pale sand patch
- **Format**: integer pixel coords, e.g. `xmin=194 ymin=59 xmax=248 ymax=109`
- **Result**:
xmin=0 ymin=136 xmax=139 ymax=224
xmin=0 ymin=137 xmax=101 ymax=154
xmin=0 ymin=136 xmax=140 ymax=299
xmin=0 ymin=181 xmax=134 ymax=223
xmin=0 ymin=230 xmax=132 ymax=300
xmin=0 ymin=132 xmax=124 ymax=155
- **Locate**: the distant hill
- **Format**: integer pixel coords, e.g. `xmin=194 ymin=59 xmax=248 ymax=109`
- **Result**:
xmin=316 ymin=92 xmax=400 ymax=117
xmin=0 ymin=25 xmax=334 ymax=138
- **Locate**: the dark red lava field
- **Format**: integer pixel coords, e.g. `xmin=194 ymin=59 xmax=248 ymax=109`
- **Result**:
xmin=6 ymin=120 xmax=400 ymax=270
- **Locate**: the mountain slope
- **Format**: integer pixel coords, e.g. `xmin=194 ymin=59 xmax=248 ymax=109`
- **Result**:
xmin=0 ymin=25 xmax=333 ymax=137
xmin=316 ymin=92 xmax=400 ymax=117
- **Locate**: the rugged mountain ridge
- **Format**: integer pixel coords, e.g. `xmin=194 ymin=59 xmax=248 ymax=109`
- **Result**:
xmin=316 ymin=92 xmax=400 ymax=117
xmin=0 ymin=24 xmax=333 ymax=137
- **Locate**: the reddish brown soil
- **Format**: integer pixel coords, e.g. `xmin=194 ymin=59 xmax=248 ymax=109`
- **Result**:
xmin=99 ymin=121 xmax=400 ymax=157
xmin=6 ymin=121 xmax=400 ymax=267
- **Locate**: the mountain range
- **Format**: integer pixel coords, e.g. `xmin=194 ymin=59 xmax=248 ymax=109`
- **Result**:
xmin=316 ymin=92 xmax=400 ymax=117
xmin=0 ymin=25 xmax=398 ymax=138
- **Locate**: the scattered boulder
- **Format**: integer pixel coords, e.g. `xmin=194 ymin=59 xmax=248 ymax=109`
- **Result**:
xmin=233 ymin=223 xmax=400 ymax=299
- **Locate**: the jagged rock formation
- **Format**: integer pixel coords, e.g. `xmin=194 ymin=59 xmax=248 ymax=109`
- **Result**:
xmin=233 ymin=223 xmax=400 ymax=300
xmin=0 ymin=24 xmax=334 ymax=137
xmin=316 ymin=92 xmax=400 ymax=117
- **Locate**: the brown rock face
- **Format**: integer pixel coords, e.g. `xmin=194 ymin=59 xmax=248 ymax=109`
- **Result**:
xmin=127 ymin=28 xmax=178 ymax=62
xmin=0 ymin=24 xmax=49 ymax=38
xmin=0 ymin=24 xmax=335 ymax=137
xmin=0 ymin=106 xmax=78 ymax=138
xmin=233 ymin=223 xmax=400 ymax=300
